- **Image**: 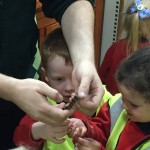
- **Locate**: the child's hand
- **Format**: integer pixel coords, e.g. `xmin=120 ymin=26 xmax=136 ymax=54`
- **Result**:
xmin=67 ymin=118 xmax=87 ymax=138
xmin=75 ymin=137 xmax=100 ymax=150
xmin=31 ymin=120 xmax=70 ymax=144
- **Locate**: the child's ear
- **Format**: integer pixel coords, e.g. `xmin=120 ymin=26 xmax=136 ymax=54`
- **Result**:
xmin=41 ymin=67 xmax=49 ymax=82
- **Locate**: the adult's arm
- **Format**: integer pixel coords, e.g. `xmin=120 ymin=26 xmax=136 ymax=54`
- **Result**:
xmin=61 ymin=1 xmax=104 ymax=115
xmin=41 ymin=0 xmax=104 ymax=115
xmin=0 ymin=0 xmax=102 ymax=126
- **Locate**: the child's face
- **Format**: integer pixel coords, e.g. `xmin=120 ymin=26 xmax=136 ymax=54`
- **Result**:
xmin=45 ymin=55 xmax=74 ymax=102
xmin=118 ymin=84 xmax=150 ymax=122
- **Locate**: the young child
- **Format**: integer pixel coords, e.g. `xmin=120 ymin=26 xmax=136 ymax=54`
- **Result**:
xmin=98 ymin=0 xmax=150 ymax=95
xmin=13 ymin=28 xmax=88 ymax=150
xmin=68 ymin=46 xmax=150 ymax=150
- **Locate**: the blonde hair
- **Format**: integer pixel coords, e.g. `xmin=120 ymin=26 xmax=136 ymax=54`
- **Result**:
xmin=119 ymin=0 xmax=150 ymax=55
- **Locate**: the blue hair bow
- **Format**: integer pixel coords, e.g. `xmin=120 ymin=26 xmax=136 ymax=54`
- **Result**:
xmin=129 ymin=6 xmax=150 ymax=19
xmin=139 ymin=8 xmax=150 ymax=19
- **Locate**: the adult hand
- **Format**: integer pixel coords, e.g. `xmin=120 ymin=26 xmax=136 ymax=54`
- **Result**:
xmin=72 ymin=61 xmax=104 ymax=115
xmin=1 ymin=76 xmax=74 ymax=125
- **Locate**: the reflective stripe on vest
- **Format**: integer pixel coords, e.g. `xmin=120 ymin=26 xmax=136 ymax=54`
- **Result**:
xmin=105 ymin=95 xmax=128 ymax=150
xmin=106 ymin=109 xmax=128 ymax=150
xmin=96 ymin=85 xmax=121 ymax=115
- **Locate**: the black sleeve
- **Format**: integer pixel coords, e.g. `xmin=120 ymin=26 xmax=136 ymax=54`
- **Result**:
xmin=40 ymin=0 xmax=95 ymax=23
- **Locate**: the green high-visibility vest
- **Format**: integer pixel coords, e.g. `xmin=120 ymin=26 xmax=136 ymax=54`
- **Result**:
xmin=42 ymin=98 xmax=74 ymax=150
xmin=106 ymin=95 xmax=150 ymax=150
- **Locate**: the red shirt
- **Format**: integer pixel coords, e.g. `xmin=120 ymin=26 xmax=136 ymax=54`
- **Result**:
xmin=83 ymin=102 xmax=150 ymax=150
xmin=98 ymin=39 xmax=127 ymax=95
xmin=98 ymin=39 xmax=150 ymax=95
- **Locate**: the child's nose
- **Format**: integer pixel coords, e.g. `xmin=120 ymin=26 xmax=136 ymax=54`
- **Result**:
xmin=65 ymin=81 xmax=74 ymax=93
